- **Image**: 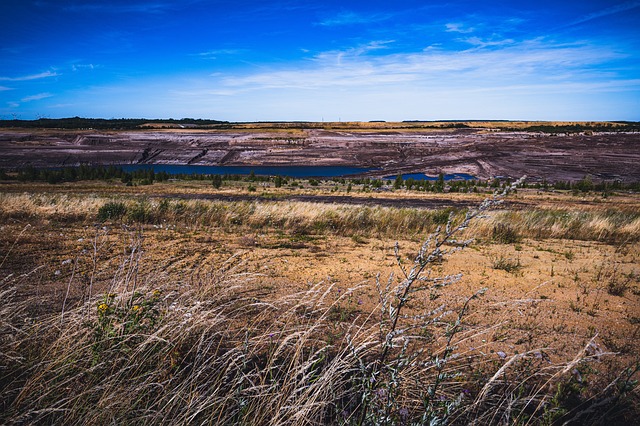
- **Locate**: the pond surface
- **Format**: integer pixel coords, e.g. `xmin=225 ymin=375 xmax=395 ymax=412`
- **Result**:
xmin=384 ymin=173 xmax=476 ymax=181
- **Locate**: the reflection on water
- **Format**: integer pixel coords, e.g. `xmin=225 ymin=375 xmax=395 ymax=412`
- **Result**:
xmin=105 ymin=164 xmax=476 ymax=180
xmin=384 ymin=173 xmax=476 ymax=181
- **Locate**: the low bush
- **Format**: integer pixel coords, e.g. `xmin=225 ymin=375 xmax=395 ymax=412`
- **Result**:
xmin=97 ymin=201 xmax=127 ymax=221
xmin=127 ymin=199 xmax=152 ymax=223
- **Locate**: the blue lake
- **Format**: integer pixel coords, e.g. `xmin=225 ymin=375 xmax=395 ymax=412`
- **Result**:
xmin=384 ymin=173 xmax=476 ymax=181
xmin=118 ymin=164 xmax=376 ymax=178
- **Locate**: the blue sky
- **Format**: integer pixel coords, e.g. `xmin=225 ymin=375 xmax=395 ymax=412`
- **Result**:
xmin=1 ymin=0 xmax=639 ymax=121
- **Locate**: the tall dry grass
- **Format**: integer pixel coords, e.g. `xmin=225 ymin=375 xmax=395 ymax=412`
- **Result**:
xmin=473 ymin=208 xmax=640 ymax=243
xmin=2 ymin=185 xmax=638 ymax=424
xmin=3 ymin=258 xmax=636 ymax=424
xmin=0 ymin=192 xmax=104 ymax=222
xmin=2 ymin=192 xmax=638 ymax=243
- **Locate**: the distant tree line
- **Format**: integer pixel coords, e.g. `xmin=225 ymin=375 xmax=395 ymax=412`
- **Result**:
xmin=6 ymin=165 xmax=170 ymax=185
xmin=0 ymin=117 xmax=229 ymax=130
xmin=2 ymin=118 xmax=638 ymax=133
xmin=505 ymin=122 xmax=640 ymax=133
xmin=1 ymin=165 xmax=286 ymax=187
xmin=527 ymin=176 xmax=640 ymax=193
xmin=1 ymin=165 xmax=638 ymax=193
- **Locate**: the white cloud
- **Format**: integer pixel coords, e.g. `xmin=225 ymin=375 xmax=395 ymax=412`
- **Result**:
xmin=38 ymin=37 xmax=638 ymax=121
xmin=72 ymin=63 xmax=97 ymax=71
xmin=205 ymin=38 xmax=623 ymax=95
xmin=459 ymin=37 xmax=515 ymax=48
xmin=0 ymin=71 xmax=58 ymax=81
xmin=445 ymin=22 xmax=474 ymax=33
xmin=0 ymin=86 xmax=13 ymax=91
xmin=317 ymin=40 xmax=395 ymax=60
xmin=21 ymin=93 xmax=53 ymax=102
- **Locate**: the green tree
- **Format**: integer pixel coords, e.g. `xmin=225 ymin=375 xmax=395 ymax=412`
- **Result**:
xmin=405 ymin=177 xmax=415 ymax=190
xmin=574 ymin=175 xmax=594 ymax=192
xmin=393 ymin=174 xmax=403 ymax=190
xmin=434 ymin=173 xmax=445 ymax=192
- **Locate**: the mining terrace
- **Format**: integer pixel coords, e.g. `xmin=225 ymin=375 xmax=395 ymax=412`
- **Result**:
xmin=1 ymin=124 xmax=638 ymax=181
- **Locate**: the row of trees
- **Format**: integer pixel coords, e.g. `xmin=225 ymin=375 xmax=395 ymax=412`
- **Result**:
xmin=510 ymin=122 xmax=640 ymax=133
xmin=9 ymin=165 xmax=170 ymax=185
xmin=0 ymin=117 xmax=228 ymax=130
xmin=2 ymin=166 xmax=638 ymax=192
xmin=3 ymin=166 xmax=291 ymax=187
xmin=531 ymin=177 xmax=640 ymax=192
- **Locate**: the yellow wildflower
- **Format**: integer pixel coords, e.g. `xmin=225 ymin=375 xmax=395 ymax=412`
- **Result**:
xmin=98 ymin=303 xmax=109 ymax=312
xmin=132 ymin=305 xmax=141 ymax=312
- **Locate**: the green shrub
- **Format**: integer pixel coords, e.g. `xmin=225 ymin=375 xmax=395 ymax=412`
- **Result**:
xmin=97 ymin=201 xmax=127 ymax=221
xmin=128 ymin=200 xmax=151 ymax=223
xmin=432 ymin=208 xmax=453 ymax=225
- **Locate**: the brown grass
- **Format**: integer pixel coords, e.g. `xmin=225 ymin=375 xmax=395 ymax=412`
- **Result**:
xmin=1 ymin=183 xmax=639 ymax=424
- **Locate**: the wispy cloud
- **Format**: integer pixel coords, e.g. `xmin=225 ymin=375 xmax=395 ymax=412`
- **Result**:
xmin=445 ymin=22 xmax=475 ymax=33
xmin=318 ymin=11 xmax=392 ymax=26
xmin=21 ymin=93 xmax=53 ymax=102
xmin=460 ymin=36 xmax=516 ymax=48
xmin=204 ymin=38 xmax=625 ymax=95
xmin=192 ymin=49 xmax=246 ymax=59
xmin=334 ymin=40 xmax=395 ymax=55
xmin=71 ymin=63 xmax=98 ymax=71
xmin=0 ymin=71 xmax=58 ymax=82
xmin=0 ymin=86 xmax=13 ymax=91
xmin=568 ymin=0 xmax=640 ymax=26
xmin=54 ymin=35 xmax=637 ymax=121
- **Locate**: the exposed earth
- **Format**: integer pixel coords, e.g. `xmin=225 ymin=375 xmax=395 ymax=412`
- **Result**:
xmin=1 ymin=125 xmax=639 ymax=182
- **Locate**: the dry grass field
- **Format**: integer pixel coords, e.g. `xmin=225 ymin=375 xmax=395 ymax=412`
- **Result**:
xmin=1 ymin=178 xmax=638 ymax=424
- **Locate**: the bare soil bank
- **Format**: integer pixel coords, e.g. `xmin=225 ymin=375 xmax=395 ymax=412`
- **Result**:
xmin=1 ymin=127 xmax=639 ymax=182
